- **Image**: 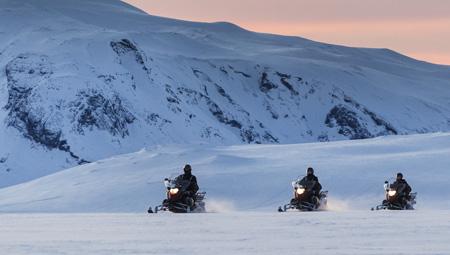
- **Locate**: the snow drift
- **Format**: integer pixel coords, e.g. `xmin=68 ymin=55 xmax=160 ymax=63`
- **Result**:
xmin=0 ymin=132 xmax=448 ymax=212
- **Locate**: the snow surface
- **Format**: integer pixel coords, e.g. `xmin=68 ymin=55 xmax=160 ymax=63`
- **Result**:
xmin=0 ymin=132 xmax=449 ymax=213
xmin=1 ymin=0 xmax=450 ymax=188
xmin=1 ymin=212 xmax=450 ymax=255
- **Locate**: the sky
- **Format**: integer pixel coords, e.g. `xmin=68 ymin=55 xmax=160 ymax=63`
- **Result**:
xmin=124 ymin=0 xmax=450 ymax=65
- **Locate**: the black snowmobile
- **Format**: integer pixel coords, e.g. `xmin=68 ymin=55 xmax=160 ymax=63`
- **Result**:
xmin=373 ymin=181 xmax=417 ymax=210
xmin=148 ymin=176 xmax=206 ymax=213
xmin=278 ymin=179 xmax=328 ymax=212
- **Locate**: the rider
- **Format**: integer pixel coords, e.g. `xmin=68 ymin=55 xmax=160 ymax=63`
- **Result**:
xmin=392 ymin=172 xmax=412 ymax=206
xmin=177 ymin=164 xmax=199 ymax=207
xmin=298 ymin=167 xmax=322 ymax=204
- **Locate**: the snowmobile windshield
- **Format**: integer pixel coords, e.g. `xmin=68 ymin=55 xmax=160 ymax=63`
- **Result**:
xmin=390 ymin=183 xmax=406 ymax=193
xmin=292 ymin=181 xmax=304 ymax=189
xmin=173 ymin=176 xmax=192 ymax=192
xmin=297 ymin=177 xmax=316 ymax=190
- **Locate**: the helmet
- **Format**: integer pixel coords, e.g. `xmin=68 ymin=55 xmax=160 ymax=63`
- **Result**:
xmin=307 ymin=167 xmax=314 ymax=175
xmin=184 ymin=164 xmax=192 ymax=173
xmin=396 ymin=172 xmax=403 ymax=179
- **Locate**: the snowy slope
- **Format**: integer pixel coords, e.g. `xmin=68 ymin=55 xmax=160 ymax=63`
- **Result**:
xmin=1 ymin=212 xmax=450 ymax=255
xmin=1 ymin=0 xmax=450 ymax=188
xmin=0 ymin=132 xmax=449 ymax=213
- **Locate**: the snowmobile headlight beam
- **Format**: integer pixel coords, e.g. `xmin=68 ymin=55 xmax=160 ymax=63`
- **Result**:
xmin=296 ymin=188 xmax=305 ymax=195
xmin=388 ymin=190 xmax=397 ymax=197
xmin=170 ymin=188 xmax=179 ymax=195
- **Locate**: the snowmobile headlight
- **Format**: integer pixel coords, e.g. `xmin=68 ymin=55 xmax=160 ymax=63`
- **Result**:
xmin=388 ymin=190 xmax=397 ymax=197
xmin=170 ymin=188 xmax=179 ymax=195
xmin=296 ymin=188 xmax=305 ymax=195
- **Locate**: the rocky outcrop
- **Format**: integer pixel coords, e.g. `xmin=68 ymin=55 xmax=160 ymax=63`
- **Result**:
xmin=4 ymin=54 xmax=88 ymax=164
xmin=70 ymin=89 xmax=136 ymax=138
xmin=325 ymin=105 xmax=373 ymax=139
xmin=110 ymin=39 xmax=150 ymax=72
xmin=325 ymin=94 xmax=398 ymax=139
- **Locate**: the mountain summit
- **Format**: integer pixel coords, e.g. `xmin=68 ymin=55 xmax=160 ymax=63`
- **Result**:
xmin=1 ymin=0 xmax=449 ymax=187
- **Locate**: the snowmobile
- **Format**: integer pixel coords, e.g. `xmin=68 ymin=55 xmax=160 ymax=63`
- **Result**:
xmin=278 ymin=179 xmax=328 ymax=212
xmin=148 ymin=176 xmax=206 ymax=213
xmin=373 ymin=181 xmax=417 ymax=210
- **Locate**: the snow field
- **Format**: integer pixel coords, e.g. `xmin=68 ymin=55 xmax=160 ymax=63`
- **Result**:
xmin=1 ymin=211 xmax=449 ymax=255
xmin=0 ymin=133 xmax=449 ymax=212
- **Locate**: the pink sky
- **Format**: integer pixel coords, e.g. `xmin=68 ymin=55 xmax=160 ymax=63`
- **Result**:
xmin=124 ymin=0 xmax=450 ymax=65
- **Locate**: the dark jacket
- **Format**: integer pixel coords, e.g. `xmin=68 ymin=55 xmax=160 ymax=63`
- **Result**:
xmin=393 ymin=179 xmax=412 ymax=196
xmin=299 ymin=174 xmax=322 ymax=195
xmin=178 ymin=174 xmax=199 ymax=196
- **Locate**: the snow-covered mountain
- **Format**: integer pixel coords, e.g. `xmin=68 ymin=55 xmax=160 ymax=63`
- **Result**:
xmin=1 ymin=0 xmax=450 ymax=187
xmin=0 ymin=132 xmax=449 ymax=212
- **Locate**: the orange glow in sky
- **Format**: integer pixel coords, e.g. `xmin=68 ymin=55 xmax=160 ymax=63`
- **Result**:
xmin=124 ymin=0 xmax=450 ymax=65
